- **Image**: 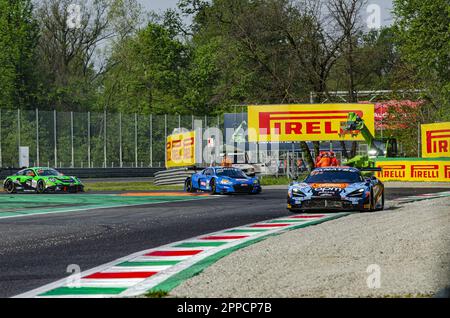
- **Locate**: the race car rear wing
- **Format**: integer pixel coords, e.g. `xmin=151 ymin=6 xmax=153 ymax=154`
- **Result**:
xmin=359 ymin=167 xmax=382 ymax=172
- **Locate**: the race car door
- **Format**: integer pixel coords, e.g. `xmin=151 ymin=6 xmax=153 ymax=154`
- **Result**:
xmin=18 ymin=169 xmax=36 ymax=190
xmin=197 ymin=168 xmax=213 ymax=190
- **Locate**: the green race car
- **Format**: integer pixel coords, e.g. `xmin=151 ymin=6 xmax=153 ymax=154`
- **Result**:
xmin=3 ymin=167 xmax=84 ymax=194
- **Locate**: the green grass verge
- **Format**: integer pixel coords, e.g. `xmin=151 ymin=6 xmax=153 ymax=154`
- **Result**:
xmin=145 ymin=290 xmax=170 ymax=298
xmin=84 ymin=182 xmax=183 ymax=192
xmin=258 ymin=172 xmax=309 ymax=186
xmin=259 ymin=176 xmax=291 ymax=186
xmin=1 ymin=174 xmax=307 ymax=192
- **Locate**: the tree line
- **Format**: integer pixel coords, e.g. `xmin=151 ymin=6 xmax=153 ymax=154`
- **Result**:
xmin=0 ymin=0 xmax=448 ymax=163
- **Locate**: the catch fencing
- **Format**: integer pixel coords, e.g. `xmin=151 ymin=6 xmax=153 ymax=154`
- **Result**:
xmin=0 ymin=109 xmax=226 ymax=168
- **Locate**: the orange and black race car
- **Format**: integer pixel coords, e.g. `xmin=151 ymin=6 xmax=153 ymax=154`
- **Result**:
xmin=287 ymin=167 xmax=384 ymax=212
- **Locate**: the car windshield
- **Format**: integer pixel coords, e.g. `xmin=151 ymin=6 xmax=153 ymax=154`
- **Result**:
xmin=36 ymin=169 xmax=62 ymax=176
xmin=216 ymin=168 xmax=247 ymax=178
xmin=305 ymin=170 xmax=363 ymax=183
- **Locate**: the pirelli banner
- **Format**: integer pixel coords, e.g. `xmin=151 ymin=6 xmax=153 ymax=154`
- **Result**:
xmin=375 ymin=158 xmax=450 ymax=182
xmin=247 ymin=104 xmax=375 ymax=142
xmin=421 ymin=122 xmax=450 ymax=158
xmin=166 ymin=131 xmax=196 ymax=168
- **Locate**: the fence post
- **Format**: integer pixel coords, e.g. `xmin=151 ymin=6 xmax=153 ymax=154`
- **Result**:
xmin=164 ymin=114 xmax=167 ymax=165
xmin=191 ymin=114 xmax=194 ymax=130
xmin=119 ymin=112 xmax=123 ymax=167
xmin=135 ymin=113 xmax=138 ymax=168
xmin=71 ymin=111 xmax=74 ymax=168
xmin=149 ymin=114 xmax=153 ymax=167
xmin=104 ymin=110 xmax=107 ymax=168
xmin=36 ymin=109 xmax=39 ymax=166
xmin=54 ymin=109 xmax=57 ymax=167
xmin=0 ymin=109 xmax=2 ymax=167
xmin=417 ymin=122 xmax=421 ymax=157
xmin=87 ymin=112 xmax=91 ymax=168
xmin=17 ymin=109 xmax=21 ymax=166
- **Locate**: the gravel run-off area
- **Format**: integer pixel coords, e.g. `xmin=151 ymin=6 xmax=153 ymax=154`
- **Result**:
xmin=171 ymin=197 xmax=450 ymax=298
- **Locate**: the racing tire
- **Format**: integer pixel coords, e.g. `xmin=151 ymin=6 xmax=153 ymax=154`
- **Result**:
xmin=4 ymin=180 xmax=16 ymax=194
xmin=36 ymin=180 xmax=46 ymax=194
xmin=209 ymin=179 xmax=216 ymax=195
xmin=184 ymin=178 xmax=194 ymax=193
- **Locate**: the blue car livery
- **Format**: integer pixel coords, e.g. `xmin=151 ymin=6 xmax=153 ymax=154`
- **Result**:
xmin=287 ymin=167 xmax=384 ymax=212
xmin=185 ymin=167 xmax=262 ymax=194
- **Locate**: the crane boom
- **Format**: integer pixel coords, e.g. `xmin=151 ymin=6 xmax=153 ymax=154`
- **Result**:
xmin=339 ymin=112 xmax=398 ymax=168
xmin=340 ymin=112 xmax=384 ymax=155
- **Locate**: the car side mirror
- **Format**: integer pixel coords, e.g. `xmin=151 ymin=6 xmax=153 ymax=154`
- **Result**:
xmin=247 ymin=172 xmax=256 ymax=177
xmin=293 ymin=175 xmax=298 ymax=181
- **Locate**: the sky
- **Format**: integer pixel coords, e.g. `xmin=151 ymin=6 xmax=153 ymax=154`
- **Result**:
xmin=139 ymin=0 xmax=395 ymax=28
xmin=139 ymin=0 xmax=180 ymax=15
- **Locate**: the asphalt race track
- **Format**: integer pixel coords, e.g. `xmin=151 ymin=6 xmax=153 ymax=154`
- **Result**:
xmin=0 ymin=187 xmax=448 ymax=297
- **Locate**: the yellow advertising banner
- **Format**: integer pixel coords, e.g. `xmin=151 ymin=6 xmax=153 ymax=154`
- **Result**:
xmin=166 ymin=131 xmax=196 ymax=168
xmin=421 ymin=122 xmax=450 ymax=158
xmin=375 ymin=159 xmax=450 ymax=182
xmin=247 ymin=104 xmax=375 ymax=142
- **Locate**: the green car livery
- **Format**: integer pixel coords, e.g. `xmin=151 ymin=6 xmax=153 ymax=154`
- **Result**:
xmin=3 ymin=167 xmax=84 ymax=193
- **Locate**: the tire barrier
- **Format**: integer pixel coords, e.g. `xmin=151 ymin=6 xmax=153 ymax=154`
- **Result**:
xmin=154 ymin=167 xmax=197 ymax=186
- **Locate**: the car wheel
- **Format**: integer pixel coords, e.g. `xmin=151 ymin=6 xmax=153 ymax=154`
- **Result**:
xmin=4 ymin=180 xmax=16 ymax=194
xmin=185 ymin=178 xmax=194 ymax=193
xmin=36 ymin=180 xmax=45 ymax=194
xmin=209 ymin=179 xmax=216 ymax=195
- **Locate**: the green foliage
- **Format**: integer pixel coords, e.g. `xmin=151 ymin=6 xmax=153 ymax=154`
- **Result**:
xmin=0 ymin=0 xmax=39 ymax=109
xmin=393 ymin=0 xmax=450 ymax=119
xmin=182 ymin=38 xmax=221 ymax=114
xmin=103 ymin=23 xmax=190 ymax=114
xmin=85 ymin=182 xmax=182 ymax=192
xmin=1 ymin=0 xmax=449 ymax=168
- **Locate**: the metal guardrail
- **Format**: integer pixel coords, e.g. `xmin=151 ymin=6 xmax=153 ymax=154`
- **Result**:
xmin=0 ymin=167 xmax=164 ymax=180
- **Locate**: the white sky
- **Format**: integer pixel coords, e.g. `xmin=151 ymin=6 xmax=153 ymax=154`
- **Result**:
xmin=139 ymin=0 xmax=180 ymax=14
xmin=138 ymin=0 xmax=394 ymax=27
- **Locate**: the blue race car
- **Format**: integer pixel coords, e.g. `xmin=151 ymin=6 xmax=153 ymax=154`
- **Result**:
xmin=185 ymin=167 xmax=262 ymax=194
xmin=287 ymin=167 xmax=384 ymax=212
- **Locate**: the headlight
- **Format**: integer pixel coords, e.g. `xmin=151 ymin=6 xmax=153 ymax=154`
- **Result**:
xmin=220 ymin=179 xmax=232 ymax=185
xmin=368 ymin=149 xmax=378 ymax=156
xmin=291 ymin=188 xmax=305 ymax=197
xmin=347 ymin=188 xmax=365 ymax=197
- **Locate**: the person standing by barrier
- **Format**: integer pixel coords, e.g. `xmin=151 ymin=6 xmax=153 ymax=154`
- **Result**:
xmin=221 ymin=155 xmax=233 ymax=167
xmin=317 ymin=152 xmax=331 ymax=167
xmin=315 ymin=152 xmax=324 ymax=168
xmin=330 ymin=151 xmax=340 ymax=166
